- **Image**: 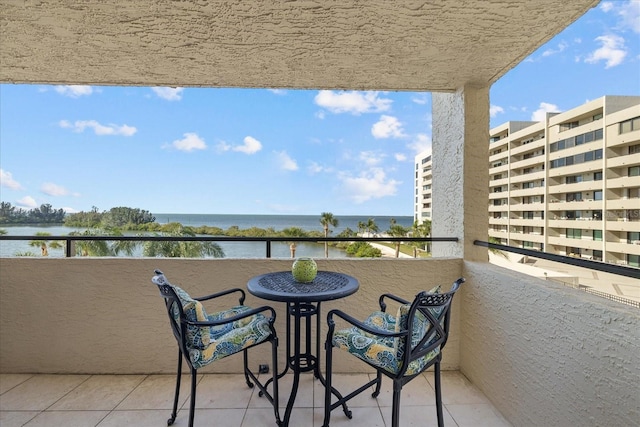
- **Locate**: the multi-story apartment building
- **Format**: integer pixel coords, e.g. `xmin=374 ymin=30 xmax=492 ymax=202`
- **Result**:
xmin=414 ymin=150 xmax=432 ymax=223
xmin=416 ymin=95 xmax=640 ymax=267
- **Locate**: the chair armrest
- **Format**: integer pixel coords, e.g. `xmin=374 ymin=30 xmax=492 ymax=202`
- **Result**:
xmin=195 ymin=288 xmax=246 ymax=305
xmin=378 ymin=293 xmax=410 ymax=312
xmin=184 ymin=305 xmax=276 ymax=328
xmin=327 ymin=309 xmax=406 ymax=339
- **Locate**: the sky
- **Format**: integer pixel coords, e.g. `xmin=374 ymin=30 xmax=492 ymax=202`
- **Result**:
xmin=1 ymin=1 xmax=639 ymax=217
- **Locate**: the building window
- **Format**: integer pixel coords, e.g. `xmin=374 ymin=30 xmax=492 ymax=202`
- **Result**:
xmin=619 ymin=116 xmax=640 ymax=134
xmin=593 ymin=171 xmax=603 ymax=181
xmin=628 ymin=187 xmax=640 ymax=199
xmin=628 ymin=254 xmax=640 ymax=268
xmin=523 ymin=211 xmax=534 ymax=219
xmin=522 ymin=181 xmax=535 ymax=189
xmin=566 ymin=175 xmax=583 ymax=184
xmin=593 ymin=210 xmax=603 ymax=220
xmin=559 ymin=121 xmax=579 ymax=132
xmin=568 ymin=247 xmax=581 ymax=257
xmin=566 ymin=192 xmax=582 ymax=202
xmin=628 ymin=232 xmax=640 ymax=243
xmin=629 ymin=144 xmax=640 ymax=154
xmin=567 ymin=228 xmax=582 ymax=239
xmin=594 ymin=190 xmax=603 ymax=201
xmin=523 ymin=241 xmax=534 ymax=248
xmin=550 ymin=149 xmax=603 ymax=169
xmin=593 ymin=230 xmax=602 ymax=241
xmin=593 ymin=250 xmax=603 ymax=261
xmin=593 ymin=113 xmax=603 ymax=121
xmin=629 ymin=166 xmax=640 ymax=177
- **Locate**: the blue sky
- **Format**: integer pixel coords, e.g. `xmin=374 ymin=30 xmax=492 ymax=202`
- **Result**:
xmin=1 ymin=0 xmax=639 ymax=216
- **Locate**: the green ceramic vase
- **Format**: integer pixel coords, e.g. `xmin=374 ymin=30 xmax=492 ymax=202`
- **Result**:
xmin=292 ymin=257 xmax=318 ymax=283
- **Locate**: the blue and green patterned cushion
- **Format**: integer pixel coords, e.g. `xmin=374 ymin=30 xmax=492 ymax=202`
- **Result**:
xmin=167 ymin=284 xmax=271 ymax=368
xmin=332 ymin=285 xmax=442 ymax=376
xmin=188 ymin=313 xmax=273 ymax=369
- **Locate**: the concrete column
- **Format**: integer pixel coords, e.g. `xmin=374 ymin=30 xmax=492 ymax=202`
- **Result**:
xmin=431 ymin=85 xmax=489 ymax=262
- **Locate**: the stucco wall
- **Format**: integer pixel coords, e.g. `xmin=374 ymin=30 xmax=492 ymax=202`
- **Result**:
xmin=461 ymin=261 xmax=640 ymax=427
xmin=0 ymin=257 xmax=463 ymax=375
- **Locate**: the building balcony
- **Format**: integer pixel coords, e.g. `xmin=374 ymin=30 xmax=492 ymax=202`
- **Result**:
xmin=508 ymin=187 xmax=544 ymax=198
xmin=547 ymin=236 xmax=603 ymax=251
xmin=548 ymin=180 xmax=603 ymax=194
xmin=509 ymin=170 xmax=544 ymax=184
xmin=547 ymin=162 xmax=602 ymax=178
xmin=547 ymin=219 xmax=603 ymax=230
xmin=607 ymin=198 xmax=640 ymax=210
xmin=606 ymin=241 xmax=640 ymax=256
xmin=1 ymin=257 xmax=637 ymax=427
xmin=509 ymin=218 xmax=545 ymax=227
xmin=508 ymin=232 xmax=545 ymax=244
xmin=607 ymin=153 xmax=640 ymax=169
xmin=607 ymin=175 xmax=640 ymax=189
xmin=509 ymin=156 xmax=545 ymax=170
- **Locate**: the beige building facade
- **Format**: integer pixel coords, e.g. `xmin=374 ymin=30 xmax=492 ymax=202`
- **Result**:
xmin=416 ymin=95 xmax=640 ymax=267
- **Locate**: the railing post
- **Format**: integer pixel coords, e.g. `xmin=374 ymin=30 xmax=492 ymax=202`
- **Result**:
xmin=266 ymin=240 xmax=271 ymax=258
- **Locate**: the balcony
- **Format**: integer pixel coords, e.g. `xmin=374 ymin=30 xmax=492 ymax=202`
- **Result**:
xmin=2 ymin=257 xmax=637 ymax=427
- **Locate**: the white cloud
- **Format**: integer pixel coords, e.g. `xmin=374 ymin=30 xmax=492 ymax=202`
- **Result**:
xmin=601 ymin=1 xmax=640 ymax=33
xmin=308 ymin=161 xmax=329 ymax=174
xmin=0 ymin=169 xmax=23 ymax=190
xmin=338 ymin=168 xmax=400 ymax=203
xmin=41 ymin=182 xmax=70 ymax=196
xmin=490 ymin=105 xmax=505 ymax=118
xmin=371 ymin=115 xmax=406 ymax=139
xmin=16 ymin=196 xmax=37 ymax=209
xmin=217 ymin=136 xmax=262 ymax=154
xmin=152 ymin=87 xmax=184 ymax=101
xmin=314 ymin=90 xmax=392 ymax=115
xmin=268 ymin=89 xmax=286 ymax=95
xmin=62 ymin=207 xmax=79 ymax=213
xmin=168 ymin=132 xmax=207 ymax=152
xmin=54 ymin=85 xmax=93 ymax=98
xmin=531 ymin=102 xmax=560 ymax=121
xmin=585 ymin=34 xmax=627 ymax=68
xmin=411 ymin=94 xmax=429 ymax=105
xmin=394 ymin=153 xmax=407 ymax=162
xmin=274 ymin=151 xmax=298 ymax=171
xmin=407 ymin=133 xmax=431 ymax=154
xmin=359 ymin=151 xmax=385 ymax=167
xmin=59 ymin=120 xmax=137 ymax=136
xmin=315 ymin=110 xmax=326 ymax=120
xmin=542 ymin=41 xmax=569 ymax=57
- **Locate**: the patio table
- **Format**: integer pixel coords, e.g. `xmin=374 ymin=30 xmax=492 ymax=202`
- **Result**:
xmin=247 ymin=270 xmax=359 ymax=427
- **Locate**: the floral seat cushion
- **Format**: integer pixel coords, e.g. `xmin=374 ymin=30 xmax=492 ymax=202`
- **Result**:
xmin=169 ymin=284 xmax=272 ymax=369
xmin=332 ymin=285 xmax=442 ymax=376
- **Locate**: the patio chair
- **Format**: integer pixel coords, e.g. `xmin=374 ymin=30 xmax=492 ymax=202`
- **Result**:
xmin=323 ymin=277 xmax=465 ymax=427
xmin=152 ymin=269 xmax=280 ymax=427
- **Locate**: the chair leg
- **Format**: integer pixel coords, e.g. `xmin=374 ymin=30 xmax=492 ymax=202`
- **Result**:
xmin=243 ymin=349 xmax=254 ymax=388
xmin=372 ymin=371 xmax=383 ymax=398
xmin=188 ymin=367 xmax=198 ymax=427
xmin=270 ymin=337 xmax=281 ymax=425
xmin=434 ymin=362 xmax=444 ymax=427
xmin=322 ymin=340 xmax=334 ymax=427
xmin=391 ymin=380 xmax=402 ymax=427
xmin=168 ymin=349 xmax=182 ymax=426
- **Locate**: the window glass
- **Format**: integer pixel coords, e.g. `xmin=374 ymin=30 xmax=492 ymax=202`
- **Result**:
xmin=593 ymin=230 xmax=602 ymax=241
xmin=594 ymin=172 xmax=602 ymax=181
xmin=594 ymin=190 xmax=603 ymax=201
xmin=594 ymin=128 xmax=603 ymax=140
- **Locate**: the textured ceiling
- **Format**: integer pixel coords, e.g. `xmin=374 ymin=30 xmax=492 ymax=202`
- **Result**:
xmin=1 ymin=0 xmax=599 ymax=91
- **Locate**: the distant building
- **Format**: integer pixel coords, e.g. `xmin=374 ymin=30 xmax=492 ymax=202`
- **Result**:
xmin=415 ymin=95 xmax=640 ymax=267
xmin=414 ymin=150 xmax=432 ymax=224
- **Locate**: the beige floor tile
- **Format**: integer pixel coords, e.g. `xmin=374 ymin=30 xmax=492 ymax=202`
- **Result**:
xmin=380 ymin=405 xmax=457 ymax=427
xmin=313 ymin=373 xmax=378 ymax=408
xmin=375 ymin=372 xmax=437 ymax=407
xmin=242 ymin=407 xmax=287 ymax=427
xmin=0 ymin=374 xmax=33 ymax=394
xmin=96 ymin=410 xmax=174 ymax=427
xmin=183 ymin=408 xmax=247 ymax=427
xmin=0 ymin=411 xmax=40 ymax=427
xmin=313 ymin=406 xmax=386 ymax=427
xmin=115 ymin=374 xmax=195 ymax=410
xmin=428 ymin=371 xmax=490 ymax=405
xmin=447 ymin=403 xmax=512 ymax=427
xmin=0 ymin=374 xmax=89 ymax=411
xmin=23 ymin=410 xmax=109 ymax=427
xmin=195 ymin=374 xmax=256 ymax=409
xmin=50 ymin=374 xmax=146 ymax=411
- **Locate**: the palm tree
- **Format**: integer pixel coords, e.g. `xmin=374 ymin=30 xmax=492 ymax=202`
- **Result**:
xmin=282 ymin=226 xmax=307 ymax=258
xmin=319 ymin=212 xmax=339 ymax=258
xmin=29 ymin=232 xmax=63 ymax=256
xmin=387 ymin=222 xmax=410 ymax=258
xmin=364 ymin=218 xmax=379 ymax=237
xmin=69 ymin=228 xmax=138 ymax=256
xmin=411 ymin=219 xmax=432 ymax=257
xmin=143 ymin=224 xmax=224 ymax=258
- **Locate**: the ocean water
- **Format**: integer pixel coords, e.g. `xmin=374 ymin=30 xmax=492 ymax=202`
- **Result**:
xmin=0 ymin=213 xmax=413 ymax=258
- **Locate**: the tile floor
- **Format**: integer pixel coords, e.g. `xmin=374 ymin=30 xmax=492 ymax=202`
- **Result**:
xmin=0 ymin=371 xmax=511 ymax=426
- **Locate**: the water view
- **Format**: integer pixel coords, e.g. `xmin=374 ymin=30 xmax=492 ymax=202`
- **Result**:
xmin=0 ymin=213 xmax=414 ymax=258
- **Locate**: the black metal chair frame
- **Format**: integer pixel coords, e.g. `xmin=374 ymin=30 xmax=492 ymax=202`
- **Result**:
xmin=152 ymin=270 xmax=280 ymax=427
xmin=323 ymin=278 xmax=465 ymax=427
